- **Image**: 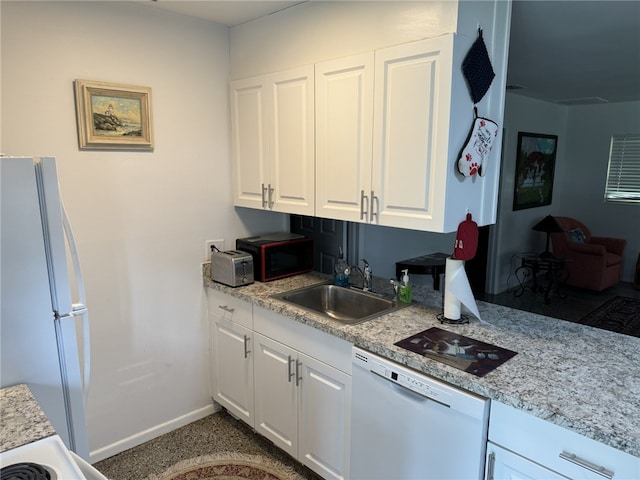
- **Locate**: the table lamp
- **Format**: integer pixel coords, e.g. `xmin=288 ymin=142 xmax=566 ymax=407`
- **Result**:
xmin=532 ymin=215 xmax=563 ymax=258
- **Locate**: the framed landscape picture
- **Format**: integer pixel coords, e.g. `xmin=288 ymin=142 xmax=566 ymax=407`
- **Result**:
xmin=74 ymin=79 xmax=154 ymax=150
xmin=512 ymin=132 xmax=558 ymax=210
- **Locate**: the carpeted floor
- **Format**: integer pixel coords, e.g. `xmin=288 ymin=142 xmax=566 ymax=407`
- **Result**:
xmin=93 ymin=410 xmax=320 ymax=480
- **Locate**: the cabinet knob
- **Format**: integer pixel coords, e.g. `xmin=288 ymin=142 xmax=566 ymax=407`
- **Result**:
xmin=360 ymin=190 xmax=369 ymax=220
xmin=268 ymin=184 xmax=275 ymax=209
xmin=486 ymin=452 xmax=495 ymax=480
xmin=243 ymin=335 xmax=251 ymax=359
xmin=287 ymin=355 xmax=295 ymax=383
xmin=295 ymin=360 xmax=302 ymax=387
xmin=370 ymin=191 xmax=379 ymax=222
xmin=218 ymin=305 xmax=235 ymax=314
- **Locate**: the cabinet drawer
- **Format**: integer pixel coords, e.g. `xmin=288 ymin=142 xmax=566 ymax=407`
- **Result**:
xmin=489 ymin=402 xmax=639 ymax=479
xmin=253 ymin=306 xmax=352 ymax=374
xmin=206 ymin=288 xmax=253 ymax=329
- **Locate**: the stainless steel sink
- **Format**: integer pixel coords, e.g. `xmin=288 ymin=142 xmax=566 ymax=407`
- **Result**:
xmin=273 ymin=283 xmax=409 ymax=325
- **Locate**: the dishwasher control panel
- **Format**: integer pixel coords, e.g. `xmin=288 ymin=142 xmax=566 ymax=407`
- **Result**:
xmin=352 ymin=347 xmax=488 ymax=416
xmin=370 ymin=355 xmax=450 ymax=405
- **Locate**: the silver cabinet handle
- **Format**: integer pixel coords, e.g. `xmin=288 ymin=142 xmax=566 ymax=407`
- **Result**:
xmin=243 ymin=335 xmax=251 ymax=359
xmin=559 ymin=451 xmax=614 ymax=479
xmin=360 ymin=190 xmax=369 ymax=220
xmin=295 ymin=360 xmax=302 ymax=387
xmin=261 ymin=183 xmax=268 ymax=208
xmin=287 ymin=355 xmax=295 ymax=383
xmin=370 ymin=190 xmax=379 ymax=222
xmin=486 ymin=452 xmax=495 ymax=480
xmin=218 ymin=305 xmax=235 ymax=314
xmin=268 ymin=184 xmax=274 ymax=209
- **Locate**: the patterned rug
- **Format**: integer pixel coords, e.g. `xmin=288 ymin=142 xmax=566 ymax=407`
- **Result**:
xmin=578 ymin=296 xmax=640 ymax=338
xmin=145 ymin=452 xmax=308 ymax=480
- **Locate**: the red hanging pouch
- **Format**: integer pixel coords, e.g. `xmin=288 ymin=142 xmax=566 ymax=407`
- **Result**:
xmin=453 ymin=213 xmax=478 ymax=261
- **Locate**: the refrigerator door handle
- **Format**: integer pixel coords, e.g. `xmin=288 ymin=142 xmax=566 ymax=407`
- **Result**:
xmin=62 ymin=202 xmax=91 ymax=407
xmin=72 ymin=303 xmax=88 ymax=315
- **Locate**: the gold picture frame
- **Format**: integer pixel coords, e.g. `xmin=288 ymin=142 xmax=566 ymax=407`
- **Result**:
xmin=74 ymin=79 xmax=154 ymax=150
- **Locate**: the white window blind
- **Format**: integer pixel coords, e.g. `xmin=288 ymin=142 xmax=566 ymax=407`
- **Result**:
xmin=604 ymin=134 xmax=640 ymax=204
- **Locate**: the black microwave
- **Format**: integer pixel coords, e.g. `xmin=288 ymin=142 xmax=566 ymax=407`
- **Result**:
xmin=235 ymin=233 xmax=314 ymax=282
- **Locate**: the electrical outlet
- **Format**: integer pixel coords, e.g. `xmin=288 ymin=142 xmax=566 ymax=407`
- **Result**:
xmin=205 ymin=239 xmax=225 ymax=260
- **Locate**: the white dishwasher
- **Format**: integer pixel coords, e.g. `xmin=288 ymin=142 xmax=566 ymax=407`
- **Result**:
xmin=350 ymin=347 xmax=490 ymax=480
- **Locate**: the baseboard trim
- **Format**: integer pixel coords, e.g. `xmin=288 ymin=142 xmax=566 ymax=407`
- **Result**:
xmin=89 ymin=403 xmax=217 ymax=463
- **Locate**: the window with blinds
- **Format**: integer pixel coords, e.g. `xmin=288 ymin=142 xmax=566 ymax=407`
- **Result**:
xmin=604 ymin=134 xmax=640 ymax=204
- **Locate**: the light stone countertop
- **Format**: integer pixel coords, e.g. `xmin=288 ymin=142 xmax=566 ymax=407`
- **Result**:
xmin=0 ymin=384 xmax=55 ymax=452
xmin=203 ymin=264 xmax=640 ymax=458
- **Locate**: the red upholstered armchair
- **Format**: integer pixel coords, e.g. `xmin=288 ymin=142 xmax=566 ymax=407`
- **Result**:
xmin=550 ymin=216 xmax=626 ymax=291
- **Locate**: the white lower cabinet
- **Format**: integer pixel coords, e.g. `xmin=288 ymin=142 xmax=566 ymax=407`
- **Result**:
xmin=208 ymin=290 xmax=352 ymax=480
xmin=297 ymin=351 xmax=351 ymax=480
xmin=253 ymin=306 xmax=352 ymax=480
xmin=253 ymin=332 xmax=298 ymax=456
xmin=207 ymin=289 xmax=254 ymax=427
xmin=487 ymin=401 xmax=639 ymax=480
xmin=254 ymin=332 xmax=351 ymax=480
xmin=210 ymin=320 xmax=254 ymax=427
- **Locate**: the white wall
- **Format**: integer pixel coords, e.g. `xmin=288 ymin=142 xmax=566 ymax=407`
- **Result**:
xmin=559 ymin=101 xmax=640 ymax=281
xmin=230 ymin=1 xmax=458 ymax=79
xmin=487 ymin=93 xmax=569 ymax=293
xmin=488 ymin=94 xmax=639 ymax=293
xmin=1 ymin=0 xmax=285 ymax=461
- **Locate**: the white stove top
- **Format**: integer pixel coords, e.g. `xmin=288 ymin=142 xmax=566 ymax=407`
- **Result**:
xmin=1 ymin=435 xmax=88 ymax=479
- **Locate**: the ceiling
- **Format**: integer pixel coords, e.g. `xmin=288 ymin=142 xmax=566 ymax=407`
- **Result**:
xmin=142 ymin=1 xmax=640 ymax=105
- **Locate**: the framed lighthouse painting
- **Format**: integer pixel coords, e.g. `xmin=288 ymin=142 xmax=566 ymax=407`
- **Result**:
xmin=74 ymin=79 xmax=154 ymax=151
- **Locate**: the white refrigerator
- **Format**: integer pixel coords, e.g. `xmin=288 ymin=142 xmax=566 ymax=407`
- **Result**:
xmin=1 ymin=156 xmax=91 ymax=460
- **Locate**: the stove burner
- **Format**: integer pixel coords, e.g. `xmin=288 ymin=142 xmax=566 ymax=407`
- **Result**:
xmin=0 ymin=462 xmax=53 ymax=480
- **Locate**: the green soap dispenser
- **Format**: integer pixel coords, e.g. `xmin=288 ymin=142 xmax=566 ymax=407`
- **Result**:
xmin=399 ymin=269 xmax=412 ymax=303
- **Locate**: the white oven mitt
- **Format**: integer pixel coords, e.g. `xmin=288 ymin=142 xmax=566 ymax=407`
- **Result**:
xmin=457 ymin=113 xmax=499 ymax=177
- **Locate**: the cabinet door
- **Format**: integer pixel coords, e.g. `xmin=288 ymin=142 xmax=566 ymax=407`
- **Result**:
xmin=298 ymin=352 xmax=351 ymax=480
xmin=486 ymin=443 xmax=569 ymax=480
xmin=269 ymin=66 xmax=315 ymax=215
xmin=371 ymin=35 xmax=454 ymax=230
xmin=230 ymin=75 xmax=270 ymax=210
xmin=210 ymin=319 xmax=254 ymax=427
xmin=253 ymin=332 xmax=298 ymax=458
xmin=316 ymin=52 xmax=374 ymax=222
xmin=489 ymin=401 xmax=639 ymax=479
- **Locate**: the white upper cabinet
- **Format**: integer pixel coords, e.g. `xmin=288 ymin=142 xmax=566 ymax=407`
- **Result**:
xmin=315 ymin=52 xmax=375 ymax=222
xmin=371 ymin=36 xmax=453 ymax=230
xmin=316 ymin=35 xmax=486 ymax=232
xmin=231 ymin=65 xmax=315 ymax=215
xmin=230 ymin=75 xmax=268 ymax=210
xmin=233 ymin=33 xmax=503 ymax=232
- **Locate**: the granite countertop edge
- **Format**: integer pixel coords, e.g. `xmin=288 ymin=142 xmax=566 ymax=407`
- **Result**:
xmin=202 ymin=264 xmax=640 ymax=458
xmin=0 ymin=384 xmax=56 ymax=452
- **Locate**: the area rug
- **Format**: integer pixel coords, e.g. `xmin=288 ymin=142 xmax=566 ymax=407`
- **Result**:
xmin=145 ymin=452 xmax=308 ymax=480
xmin=578 ymin=296 xmax=640 ymax=338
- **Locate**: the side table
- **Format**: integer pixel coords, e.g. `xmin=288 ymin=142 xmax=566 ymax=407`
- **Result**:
xmin=513 ymin=253 xmax=567 ymax=304
xmin=395 ymin=252 xmax=449 ymax=290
